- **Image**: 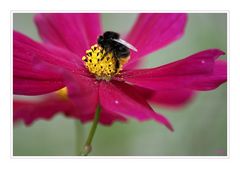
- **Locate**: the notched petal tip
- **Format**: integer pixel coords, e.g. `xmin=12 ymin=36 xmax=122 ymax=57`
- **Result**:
xmin=122 ymin=48 xmax=227 ymax=92
xmin=203 ymin=48 xmax=226 ymax=57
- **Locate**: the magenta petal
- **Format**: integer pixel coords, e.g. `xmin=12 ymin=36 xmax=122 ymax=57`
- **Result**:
xmin=63 ymin=74 xmax=99 ymax=119
xmin=99 ymin=81 xmax=173 ymax=131
xmin=13 ymin=95 xmax=127 ymax=126
xmin=190 ymin=60 xmax=227 ymax=90
xmin=61 ymin=74 xmax=126 ymax=125
xmin=14 ymin=31 xmax=84 ymax=95
xmin=14 ymin=31 xmax=83 ymax=70
xmin=99 ymin=108 xmax=128 ymax=125
xmin=13 ymin=96 xmax=74 ymax=125
xmin=14 ymin=95 xmax=98 ymax=125
xmin=149 ymin=89 xmax=194 ymax=108
xmin=134 ymin=86 xmax=194 ymax=108
xmin=122 ymin=49 xmax=226 ymax=91
xmin=14 ymin=31 xmax=80 ymax=95
xmin=14 ymin=77 xmax=64 ymax=95
xmin=34 ymin=13 xmax=102 ymax=56
xmin=125 ymin=13 xmax=187 ymax=68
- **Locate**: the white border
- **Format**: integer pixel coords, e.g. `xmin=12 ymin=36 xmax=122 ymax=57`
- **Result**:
xmin=1 ymin=0 xmax=240 ymax=168
xmin=10 ymin=10 xmax=229 ymax=159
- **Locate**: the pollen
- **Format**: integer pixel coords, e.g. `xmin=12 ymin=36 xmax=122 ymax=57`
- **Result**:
xmin=56 ymin=87 xmax=68 ymax=100
xmin=82 ymin=44 xmax=127 ymax=80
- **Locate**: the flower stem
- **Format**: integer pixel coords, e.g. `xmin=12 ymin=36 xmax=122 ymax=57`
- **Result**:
xmin=80 ymin=105 xmax=101 ymax=156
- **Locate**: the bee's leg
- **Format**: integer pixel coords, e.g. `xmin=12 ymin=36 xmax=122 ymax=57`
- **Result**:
xmin=115 ymin=59 xmax=120 ymax=72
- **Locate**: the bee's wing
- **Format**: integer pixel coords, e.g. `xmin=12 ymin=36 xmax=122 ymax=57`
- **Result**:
xmin=113 ymin=39 xmax=138 ymax=52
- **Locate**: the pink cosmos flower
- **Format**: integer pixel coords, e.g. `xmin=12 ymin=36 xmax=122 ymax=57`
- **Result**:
xmin=13 ymin=13 xmax=227 ymax=131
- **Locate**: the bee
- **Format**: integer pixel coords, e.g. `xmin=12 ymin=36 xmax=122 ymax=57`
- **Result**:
xmin=97 ymin=31 xmax=137 ymax=69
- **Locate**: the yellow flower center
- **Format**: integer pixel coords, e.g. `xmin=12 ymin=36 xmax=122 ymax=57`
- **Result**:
xmin=82 ymin=44 xmax=129 ymax=81
xmin=56 ymin=45 xmax=130 ymax=99
xmin=56 ymin=87 xmax=68 ymax=100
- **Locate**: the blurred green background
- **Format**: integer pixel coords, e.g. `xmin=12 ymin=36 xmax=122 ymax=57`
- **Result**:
xmin=13 ymin=13 xmax=227 ymax=156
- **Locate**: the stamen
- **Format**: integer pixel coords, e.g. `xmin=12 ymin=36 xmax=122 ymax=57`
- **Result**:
xmin=82 ymin=44 xmax=129 ymax=81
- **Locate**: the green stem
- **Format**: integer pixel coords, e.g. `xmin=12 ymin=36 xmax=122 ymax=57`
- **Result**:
xmin=80 ymin=105 xmax=101 ymax=156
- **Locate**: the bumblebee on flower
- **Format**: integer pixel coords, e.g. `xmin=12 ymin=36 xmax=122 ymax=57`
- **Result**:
xmin=82 ymin=31 xmax=136 ymax=80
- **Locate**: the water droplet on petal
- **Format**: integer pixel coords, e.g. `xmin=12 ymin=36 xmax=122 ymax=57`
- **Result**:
xmin=114 ymin=100 xmax=119 ymax=104
xmin=201 ymin=60 xmax=205 ymax=64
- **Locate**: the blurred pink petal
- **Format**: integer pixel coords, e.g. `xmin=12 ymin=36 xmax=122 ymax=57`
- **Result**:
xmin=99 ymin=108 xmax=128 ymax=125
xmin=191 ymin=60 xmax=227 ymax=90
xmin=149 ymin=89 xmax=194 ymax=108
xmin=99 ymin=81 xmax=173 ymax=131
xmin=14 ymin=31 xmax=87 ymax=95
xmin=121 ymin=49 xmax=226 ymax=91
xmin=14 ymin=31 xmax=75 ymax=95
xmin=35 ymin=13 xmax=102 ymax=56
xmin=14 ymin=77 xmax=64 ymax=96
xmin=14 ymin=96 xmax=127 ymax=126
xmin=63 ymin=74 xmax=99 ymax=119
xmin=14 ymin=96 xmax=74 ymax=125
xmin=14 ymin=31 xmax=83 ymax=70
xmin=125 ymin=13 xmax=187 ymax=68
xmin=134 ymin=86 xmax=194 ymax=108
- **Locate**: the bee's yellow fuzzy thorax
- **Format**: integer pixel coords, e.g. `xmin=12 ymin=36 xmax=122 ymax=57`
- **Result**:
xmin=82 ymin=44 xmax=127 ymax=81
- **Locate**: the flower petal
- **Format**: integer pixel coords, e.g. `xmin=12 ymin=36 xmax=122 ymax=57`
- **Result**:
xmin=125 ymin=13 xmax=187 ymax=68
xmin=191 ymin=60 xmax=227 ymax=90
xmin=34 ymin=13 xmax=102 ymax=56
xmin=13 ymin=96 xmax=74 ymax=125
xmin=149 ymin=89 xmax=194 ymax=108
xmin=121 ymin=49 xmax=227 ymax=91
xmin=14 ymin=71 xmax=127 ymax=125
xmin=14 ymin=95 xmax=127 ymax=126
xmin=134 ymin=86 xmax=194 ymax=108
xmin=13 ymin=77 xmax=64 ymax=96
xmin=99 ymin=108 xmax=128 ymax=125
xmin=99 ymin=81 xmax=173 ymax=131
xmin=64 ymin=73 xmax=127 ymax=125
xmin=63 ymin=74 xmax=99 ymax=120
xmin=14 ymin=31 xmax=83 ymax=70
xmin=13 ymin=31 xmax=85 ymax=95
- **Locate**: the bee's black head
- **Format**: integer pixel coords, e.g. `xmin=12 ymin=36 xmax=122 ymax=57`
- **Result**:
xmin=103 ymin=31 xmax=120 ymax=40
xmin=98 ymin=31 xmax=120 ymax=48
xmin=97 ymin=35 xmax=104 ymax=46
